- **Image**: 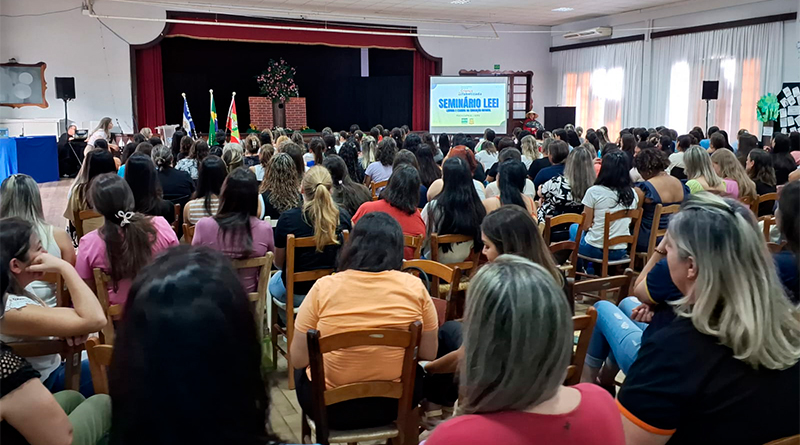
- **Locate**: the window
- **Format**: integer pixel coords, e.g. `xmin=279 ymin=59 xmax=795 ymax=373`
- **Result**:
xmin=562 ymin=67 xmax=624 ymax=137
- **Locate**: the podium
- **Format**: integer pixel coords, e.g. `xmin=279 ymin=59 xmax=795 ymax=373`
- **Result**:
xmin=249 ymin=97 xmax=307 ymax=130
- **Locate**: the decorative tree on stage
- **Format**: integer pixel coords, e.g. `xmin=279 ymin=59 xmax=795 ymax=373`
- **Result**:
xmin=256 ymin=59 xmax=299 ymax=129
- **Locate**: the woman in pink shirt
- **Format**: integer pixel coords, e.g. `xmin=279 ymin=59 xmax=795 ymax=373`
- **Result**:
xmin=426 ymin=255 xmax=624 ymax=445
xmin=76 ymin=174 xmax=179 ymax=306
xmin=192 ymin=168 xmax=274 ymax=293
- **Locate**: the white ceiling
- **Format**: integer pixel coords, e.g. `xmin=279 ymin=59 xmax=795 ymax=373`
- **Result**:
xmin=125 ymin=0 xmax=694 ymax=27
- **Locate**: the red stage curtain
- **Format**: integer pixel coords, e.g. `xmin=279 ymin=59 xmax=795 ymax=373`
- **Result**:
xmin=135 ymin=44 xmax=165 ymax=130
xmin=413 ymin=50 xmax=435 ymax=131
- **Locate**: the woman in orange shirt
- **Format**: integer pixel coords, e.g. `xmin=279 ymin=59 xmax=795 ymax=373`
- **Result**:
xmin=290 ymin=211 xmax=438 ymax=430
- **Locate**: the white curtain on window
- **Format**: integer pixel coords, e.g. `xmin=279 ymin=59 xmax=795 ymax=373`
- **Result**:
xmin=649 ymin=22 xmax=783 ymax=135
xmin=552 ymin=40 xmax=643 ymax=138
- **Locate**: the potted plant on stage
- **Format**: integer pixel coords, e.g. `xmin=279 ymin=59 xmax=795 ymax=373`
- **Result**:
xmin=256 ymin=59 xmax=299 ymax=129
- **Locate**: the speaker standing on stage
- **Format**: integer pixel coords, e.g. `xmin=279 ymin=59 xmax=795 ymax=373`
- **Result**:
xmin=86 ymin=117 xmax=118 ymax=155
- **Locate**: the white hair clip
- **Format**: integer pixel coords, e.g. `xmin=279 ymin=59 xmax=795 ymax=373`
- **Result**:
xmin=116 ymin=210 xmax=134 ymax=227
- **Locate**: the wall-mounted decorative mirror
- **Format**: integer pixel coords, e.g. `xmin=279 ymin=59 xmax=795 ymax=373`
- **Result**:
xmin=0 ymin=62 xmax=48 ymax=108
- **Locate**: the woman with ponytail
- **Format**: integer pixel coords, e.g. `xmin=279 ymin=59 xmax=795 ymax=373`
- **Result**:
xmin=76 ymin=173 xmax=178 ymax=306
xmin=192 ymin=168 xmax=274 ymax=293
xmin=269 ymin=166 xmax=352 ymax=313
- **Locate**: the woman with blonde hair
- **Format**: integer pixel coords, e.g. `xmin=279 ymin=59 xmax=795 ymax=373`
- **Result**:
xmin=519 ymin=134 xmax=539 ymax=169
xmin=250 ymin=143 xmax=275 ymax=181
xmin=258 ymin=152 xmax=301 ymax=220
xmin=269 ymin=166 xmax=352 ymax=313
xmin=221 ymin=143 xmax=244 ymax=174
xmin=426 ymin=256 xmax=624 ymax=444
xmin=711 ymin=148 xmax=756 ymax=202
xmin=684 ymin=145 xmax=732 ymax=196
xmin=360 ymin=135 xmax=377 ymax=170
xmin=274 ymin=135 xmax=291 ymax=148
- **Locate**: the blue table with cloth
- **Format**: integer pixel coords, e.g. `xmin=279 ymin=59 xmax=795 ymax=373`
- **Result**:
xmin=0 ymin=137 xmax=19 ymax=184
xmin=12 ymin=136 xmax=60 ymax=183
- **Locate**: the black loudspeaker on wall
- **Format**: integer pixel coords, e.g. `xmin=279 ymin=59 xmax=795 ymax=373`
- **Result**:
xmin=702 ymin=81 xmax=719 ymax=101
xmin=55 ymin=77 xmax=76 ymax=100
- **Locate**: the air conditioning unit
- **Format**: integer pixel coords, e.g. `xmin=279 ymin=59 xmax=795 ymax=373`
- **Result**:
xmin=563 ymin=27 xmax=612 ymax=40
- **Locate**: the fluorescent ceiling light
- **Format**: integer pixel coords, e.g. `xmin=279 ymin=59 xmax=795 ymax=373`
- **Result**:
xmin=552 ymin=7 xmax=574 ymax=11
xmin=451 ymin=0 xmax=470 ymax=4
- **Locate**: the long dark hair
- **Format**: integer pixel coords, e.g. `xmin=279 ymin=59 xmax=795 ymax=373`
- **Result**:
xmin=309 ymin=137 xmax=325 ymax=166
xmin=737 ymin=134 xmax=759 ymax=167
xmin=497 ymin=160 xmax=527 ymax=209
xmin=748 ymin=149 xmax=776 ymax=187
xmin=0 ymin=216 xmax=35 ymax=296
xmin=481 ymin=206 xmax=563 ymax=286
xmin=439 ymin=133 xmax=451 ymax=158
xmin=383 ymin=164 xmax=420 ymax=215
xmin=215 ymin=168 xmax=258 ymax=258
xmin=191 ymin=140 xmax=210 ymax=162
xmin=281 ymin=142 xmax=306 ymax=180
xmin=110 ymin=246 xmax=280 ymax=445
xmin=193 ymin=155 xmax=227 ymax=216
xmin=416 ymin=144 xmax=441 ymax=188
xmin=124 ymin=153 xmax=166 ymax=216
xmin=595 ymin=151 xmax=635 ymax=207
xmin=87 ymin=148 xmax=117 ymax=183
xmin=89 ymin=174 xmax=157 ymax=291
xmin=322 ymin=155 xmax=371 ymax=217
xmin=429 ymin=157 xmax=486 ymax=251
xmin=338 ymin=141 xmax=363 ymax=184
xmin=339 ymin=212 xmax=404 ymax=272
xmin=170 ymin=130 xmax=186 ymax=159
xmin=779 ymin=181 xmax=799 ymax=259
xmin=772 ymin=133 xmax=796 ymax=184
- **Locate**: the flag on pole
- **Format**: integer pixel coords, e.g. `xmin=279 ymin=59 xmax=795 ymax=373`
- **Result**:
xmin=227 ymin=92 xmax=240 ymax=144
xmin=181 ymin=93 xmax=195 ymax=137
xmin=209 ymin=89 xmax=218 ymax=139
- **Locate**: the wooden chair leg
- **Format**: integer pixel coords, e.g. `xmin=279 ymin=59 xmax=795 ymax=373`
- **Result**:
xmin=64 ymin=347 xmax=81 ymax=391
xmin=270 ymin=308 xmax=279 ymax=370
xmin=301 ymin=411 xmax=312 ymax=443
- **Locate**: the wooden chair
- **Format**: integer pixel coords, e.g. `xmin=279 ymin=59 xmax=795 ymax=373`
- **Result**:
xmin=571 ymin=270 xmax=635 ymax=306
xmin=577 ymin=208 xmax=643 ymax=284
xmin=760 ymin=215 xmax=777 ymax=242
xmin=751 ymin=192 xmax=778 ymax=216
xmin=403 ymin=235 xmax=424 ymax=260
xmin=10 ymin=341 xmax=83 ymax=391
xmin=370 ymin=180 xmax=389 ymax=200
xmin=565 ymin=306 xmax=597 ymax=386
xmin=272 ymin=231 xmax=349 ymax=390
xmin=170 ymin=204 xmax=181 ymax=236
xmin=543 ymin=213 xmax=584 ymax=279
xmin=85 ymin=337 xmax=113 ymax=395
xmin=40 ymin=272 xmax=71 ymax=307
xmin=429 ymin=234 xmax=481 ymax=279
xmin=402 ymin=259 xmax=462 ymax=323
xmin=231 ymin=253 xmax=274 ymax=341
xmin=74 ymin=209 xmax=102 ymax=240
xmin=93 ymin=269 xmax=123 ymax=344
xmin=765 ymin=435 xmax=800 ymax=445
xmin=182 ymin=223 xmax=196 ymax=244
xmin=302 ymin=322 xmax=422 ymax=445
xmin=635 ymin=204 xmax=680 ymax=267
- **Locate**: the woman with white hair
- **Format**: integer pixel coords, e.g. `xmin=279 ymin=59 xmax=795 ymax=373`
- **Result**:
xmin=426 ymin=255 xmax=624 ymax=444
xmin=519 ymin=134 xmax=539 ymax=169
xmin=617 ymin=193 xmax=800 ymax=444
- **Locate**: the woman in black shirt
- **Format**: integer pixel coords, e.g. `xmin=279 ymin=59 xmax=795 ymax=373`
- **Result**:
xmin=746 ymin=148 xmax=778 ymax=216
xmin=258 ymin=153 xmax=301 ymax=221
xmin=124 ymin=153 xmax=175 ymax=224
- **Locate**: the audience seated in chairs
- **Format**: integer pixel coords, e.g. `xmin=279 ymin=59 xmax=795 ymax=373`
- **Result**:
xmin=537 ymin=146 xmax=594 ymax=238
xmin=747 ymin=149 xmax=778 ymax=216
xmin=192 ymin=168 xmax=274 ymax=294
xmin=1 ymin=174 xmax=76 ymax=307
xmin=152 ymin=144 xmax=194 ymax=205
xmin=269 ymin=166 xmax=351 ymax=314
xmin=222 ymin=143 xmax=244 ymax=174
xmin=322 ymin=155 xmax=372 ymax=218
xmin=427 ymin=145 xmax=486 ymax=201
xmin=64 ymin=149 xmax=117 ymax=243
xmin=109 ymin=246 xmax=286 ymax=445
xmin=426 ymin=255 xmax=624 ymax=445
xmin=183 ymin=155 xmax=226 ymax=225
xmin=124 ymin=152 xmax=176 ymax=224
xmin=684 ymin=145 xmax=733 ymax=196
xmin=614 ymin=193 xmax=800 ymax=443
xmin=364 ymin=137 xmax=397 ymax=188
xmin=175 ymin=139 xmax=210 ymax=181
xmin=711 ymin=148 xmax=756 ymax=201
xmin=634 ymin=148 xmax=687 ymax=252
xmin=483 ymin=160 xmax=536 ymax=216
xmin=771 ymin=133 xmax=796 ymax=186
xmin=667 ymin=134 xmax=691 ymax=180
xmin=421 ymin=157 xmax=486 ymax=263
xmin=243 ymin=134 xmax=262 ymax=168
xmin=117 ymin=142 xmax=152 ymax=179
xmin=290 ymin=212 xmax=438 ymax=430
xmin=424 ymin=205 xmax=564 ymax=409
xmin=569 ymin=151 xmax=639 ymax=265
xmin=0 ymin=260 xmax=111 ymax=445
xmin=353 ymin=164 xmax=425 ymax=260
xmin=0 ymin=217 xmax=107 ymax=397
xmin=250 ymin=143 xmax=274 ymax=182
xmin=77 ymin=174 xmax=178 ymax=307
xmin=338 ymin=140 xmax=365 ymax=185
xmin=392 ymin=149 xmax=429 ymax=208
xmin=259 ymin=153 xmax=301 ymax=221
xmin=775 ymin=181 xmax=799 ymax=303
xmin=484 ymin=148 xmax=537 ymax=199
xmin=415 ymin=144 xmax=442 ymax=189
xmin=532 ymin=139 xmax=570 ymax=190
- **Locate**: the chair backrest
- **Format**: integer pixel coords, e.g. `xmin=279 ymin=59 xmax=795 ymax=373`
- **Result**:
xmin=752 ymin=192 xmax=778 ymax=215
xmin=171 ymin=204 xmax=181 ymax=234
xmin=572 ymin=269 xmax=635 ymax=305
xmin=565 ymin=306 xmax=597 ymax=386
xmin=85 ymin=337 xmax=113 ymax=395
xmin=39 ymin=272 xmax=71 ymax=307
xmin=371 ymin=180 xmax=389 ymax=200
xmin=74 ymin=209 xmax=102 ymax=240
xmin=307 ymin=321 xmax=422 ymax=443
xmin=231 ymin=252 xmax=274 ymax=340
xmin=604 ymin=207 xmax=643 ymax=261
xmin=739 ymin=195 xmax=753 ymax=206
xmin=544 ymin=213 xmax=584 ymax=278
xmin=182 ymin=223 xmax=196 ymax=244
xmin=402 ymin=259 xmax=462 ymax=324
xmin=645 ymin=204 xmax=680 ymax=261
xmin=760 ymin=215 xmax=777 ymax=242
xmin=93 ymin=268 xmax=122 ymax=344
xmin=429 ymin=233 xmax=480 ymax=277
xmin=403 ymin=235 xmax=424 ymax=260
xmin=764 ymin=434 xmax=800 ymax=445
xmin=10 ymin=340 xmax=83 ymax=390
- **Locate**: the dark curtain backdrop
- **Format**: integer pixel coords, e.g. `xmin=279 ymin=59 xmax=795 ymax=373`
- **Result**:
xmin=160 ymin=37 xmax=412 ymax=132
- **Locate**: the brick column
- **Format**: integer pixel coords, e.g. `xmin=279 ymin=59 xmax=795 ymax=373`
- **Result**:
xmin=249 ymin=97 xmax=307 ymax=130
